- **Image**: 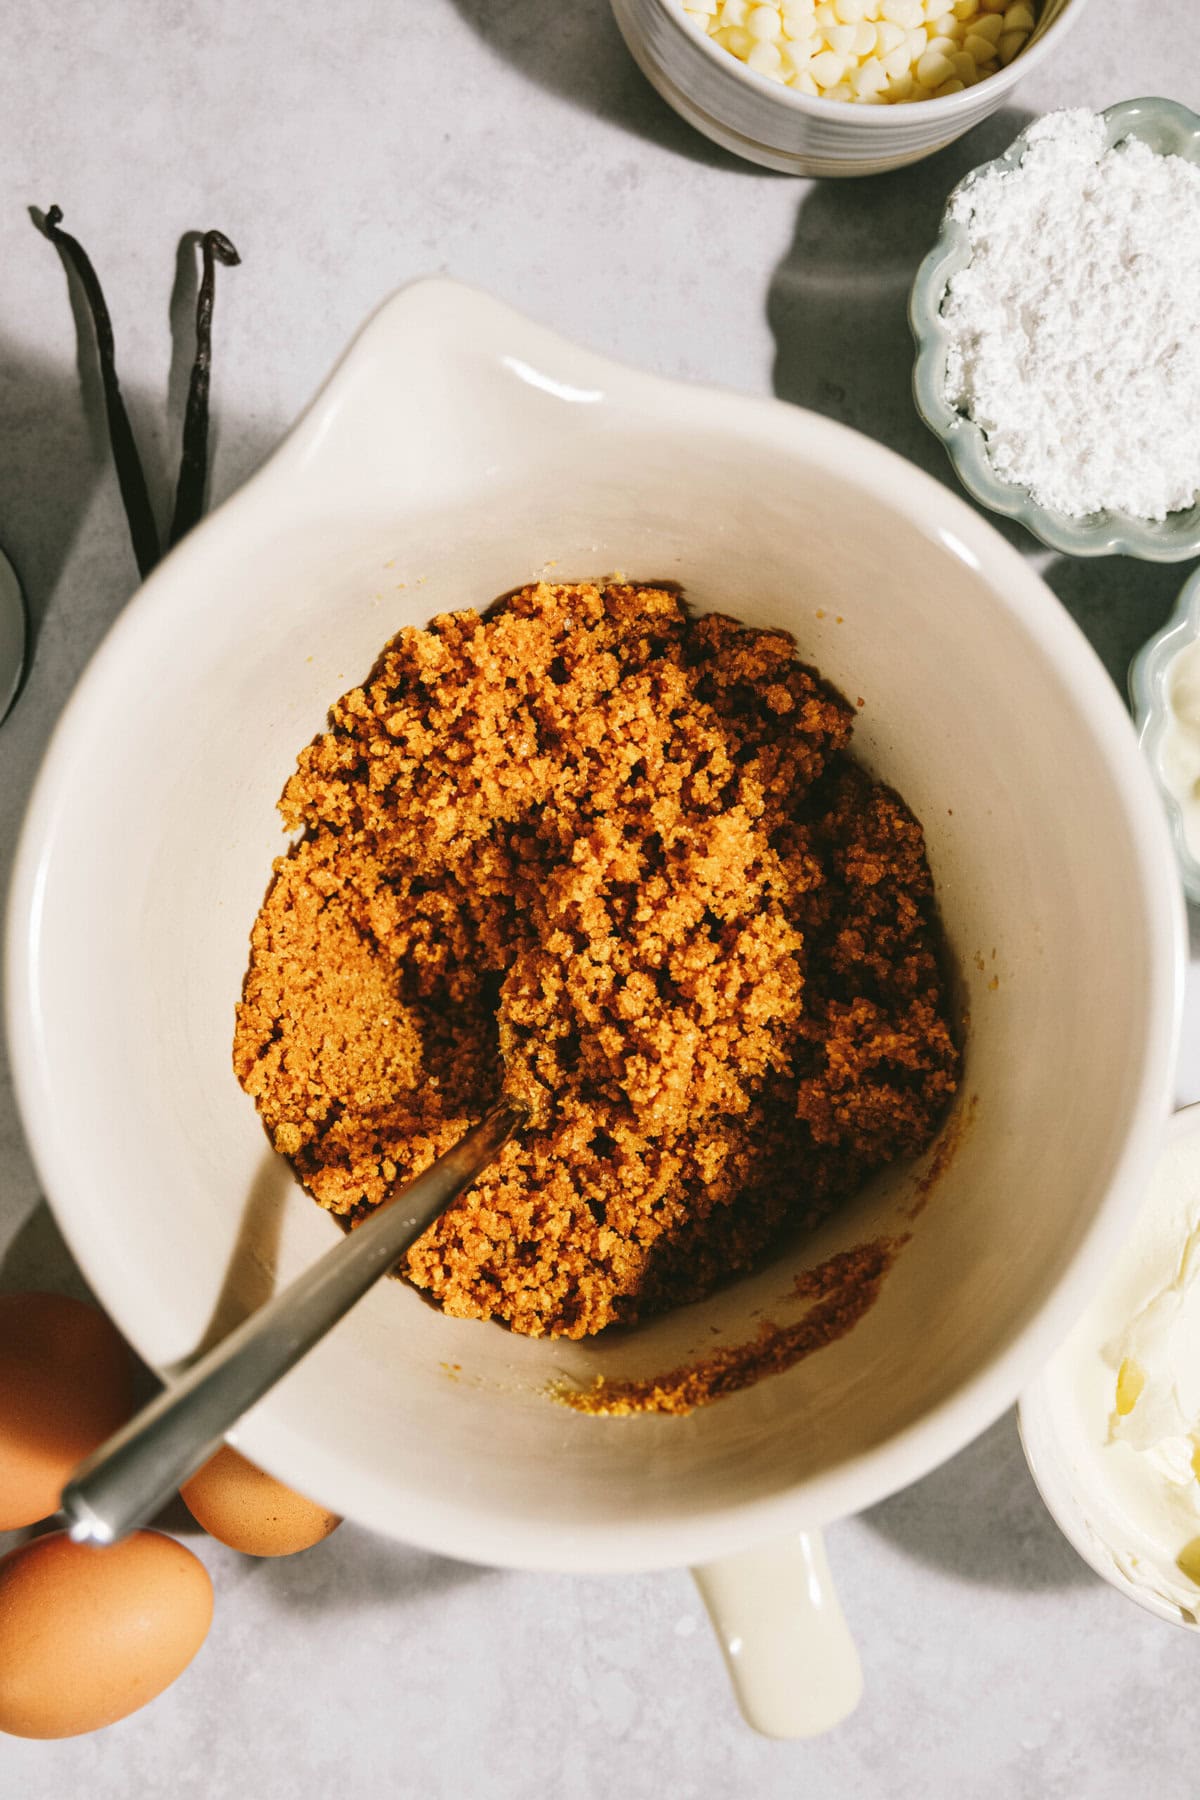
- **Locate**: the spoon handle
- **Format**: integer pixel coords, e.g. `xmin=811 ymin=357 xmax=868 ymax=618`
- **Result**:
xmin=61 ymin=1103 xmax=522 ymax=1546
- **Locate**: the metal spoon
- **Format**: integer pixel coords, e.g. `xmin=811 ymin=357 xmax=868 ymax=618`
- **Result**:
xmin=0 ymin=547 xmax=28 ymax=724
xmin=61 ymin=1101 xmax=522 ymax=1545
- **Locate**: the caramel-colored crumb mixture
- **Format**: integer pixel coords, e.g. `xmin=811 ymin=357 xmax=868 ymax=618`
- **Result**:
xmin=234 ymin=579 xmax=959 ymax=1340
xmin=553 ymin=1236 xmax=905 ymax=1416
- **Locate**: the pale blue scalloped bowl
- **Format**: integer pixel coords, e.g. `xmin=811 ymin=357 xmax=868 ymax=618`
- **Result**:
xmin=910 ymin=98 xmax=1200 ymax=561
xmin=1130 ymin=565 xmax=1200 ymax=904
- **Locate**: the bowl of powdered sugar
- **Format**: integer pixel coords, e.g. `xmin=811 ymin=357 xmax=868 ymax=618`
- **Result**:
xmin=910 ymin=100 xmax=1200 ymax=560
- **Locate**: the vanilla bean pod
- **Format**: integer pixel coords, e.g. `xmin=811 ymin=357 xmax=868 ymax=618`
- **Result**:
xmin=36 ymin=205 xmax=160 ymax=578
xmin=170 ymin=230 xmax=241 ymax=547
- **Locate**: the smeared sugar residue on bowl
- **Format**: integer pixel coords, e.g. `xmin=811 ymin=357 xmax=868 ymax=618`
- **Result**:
xmin=547 ymin=1235 xmax=906 ymax=1417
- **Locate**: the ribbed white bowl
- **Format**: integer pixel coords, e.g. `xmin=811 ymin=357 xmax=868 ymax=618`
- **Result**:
xmin=610 ymin=0 xmax=1088 ymax=175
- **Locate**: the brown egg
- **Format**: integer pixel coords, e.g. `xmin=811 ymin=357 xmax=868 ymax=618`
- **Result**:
xmin=0 ymin=1529 xmax=213 ymax=1738
xmin=181 ymin=1444 xmax=341 ymax=1556
xmin=0 ymin=1292 xmax=133 ymax=1531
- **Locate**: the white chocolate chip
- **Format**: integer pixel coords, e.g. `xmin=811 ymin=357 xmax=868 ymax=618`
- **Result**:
xmin=809 ymin=46 xmax=848 ymax=82
xmin=747 ymin=35 xmax=784 ymax=68
xmin=915 ymin=45 xmax=955 ymax=83
xmin=747 ymin=4 xmax=783 ymax=38
xmin=687 ymin=0 xmax=1038 ymax=105
xmin=714 ymin=23 xmax=754 ymax=54
xmin=851 ymin=54 xmax=888 ymax=91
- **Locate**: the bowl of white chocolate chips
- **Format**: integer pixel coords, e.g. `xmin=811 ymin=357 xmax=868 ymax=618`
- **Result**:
xmin=609 ymin=0 xmax=1087 ymax=175
xmin=911 ymin=99 xmax=1200 ymax=559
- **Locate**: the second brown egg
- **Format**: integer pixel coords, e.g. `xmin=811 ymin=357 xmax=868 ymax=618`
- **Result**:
xmin=181 ymin=1445 xmax=341 ymax=1556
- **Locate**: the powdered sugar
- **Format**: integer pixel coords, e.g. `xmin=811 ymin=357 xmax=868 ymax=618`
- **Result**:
xmin=942 ymin=109 xmax=1200 ymax=522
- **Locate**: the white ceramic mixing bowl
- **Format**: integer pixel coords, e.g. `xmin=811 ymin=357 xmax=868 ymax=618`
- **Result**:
xmin=5 ymin=280 xmax=1182 ymax=1735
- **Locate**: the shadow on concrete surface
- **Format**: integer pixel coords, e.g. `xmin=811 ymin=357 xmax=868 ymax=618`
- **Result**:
xmin=1039 ymin=552 xmax=1183 ymax=692
xmin=446 ymin=0 xmax=752 ymax=173
xmin=250 ymin=1519 xmax=496 ymax=1614
xmin=0 ymin=1198 xmax=93 ymax=1302
xmin=862 ymin=1408 xmax=1095 ymax=1592
xmin=767 ymin=107 xmax=1037 ymax=495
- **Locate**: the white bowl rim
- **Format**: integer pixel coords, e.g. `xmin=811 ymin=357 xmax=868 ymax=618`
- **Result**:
xmin=638 ymin=0 xmax=1088 ymax=125
xmin=1129 ymin=564 xmax=1200 ymax=904
xmin=3 ymin=276 xmax=1186 ymax=1572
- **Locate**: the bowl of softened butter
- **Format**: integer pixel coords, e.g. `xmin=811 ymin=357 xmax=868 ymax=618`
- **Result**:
xmin=1020 ymin=1103 xmax=1200 ymax=1628
xmin=1130 ymin=564 xmax=1200 ymax=906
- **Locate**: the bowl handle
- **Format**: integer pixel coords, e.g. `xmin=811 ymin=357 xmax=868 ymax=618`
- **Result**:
xmin=691 ymin=1529 xmax=862 ymax=1738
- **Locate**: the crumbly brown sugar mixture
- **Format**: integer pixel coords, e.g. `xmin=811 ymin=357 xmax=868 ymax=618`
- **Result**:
xmin=234 ymin=579 xmax=959 ymax=1340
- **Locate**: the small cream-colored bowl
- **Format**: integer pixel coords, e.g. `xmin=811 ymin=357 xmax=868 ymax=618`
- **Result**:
xmin=1129 ymin=565 xmax=1200 ymax=905
xmin=1019 ymin=1104 xmax=1200 ymax=1631
xmin=609 ymin=0 xmax=1087 ymax=176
